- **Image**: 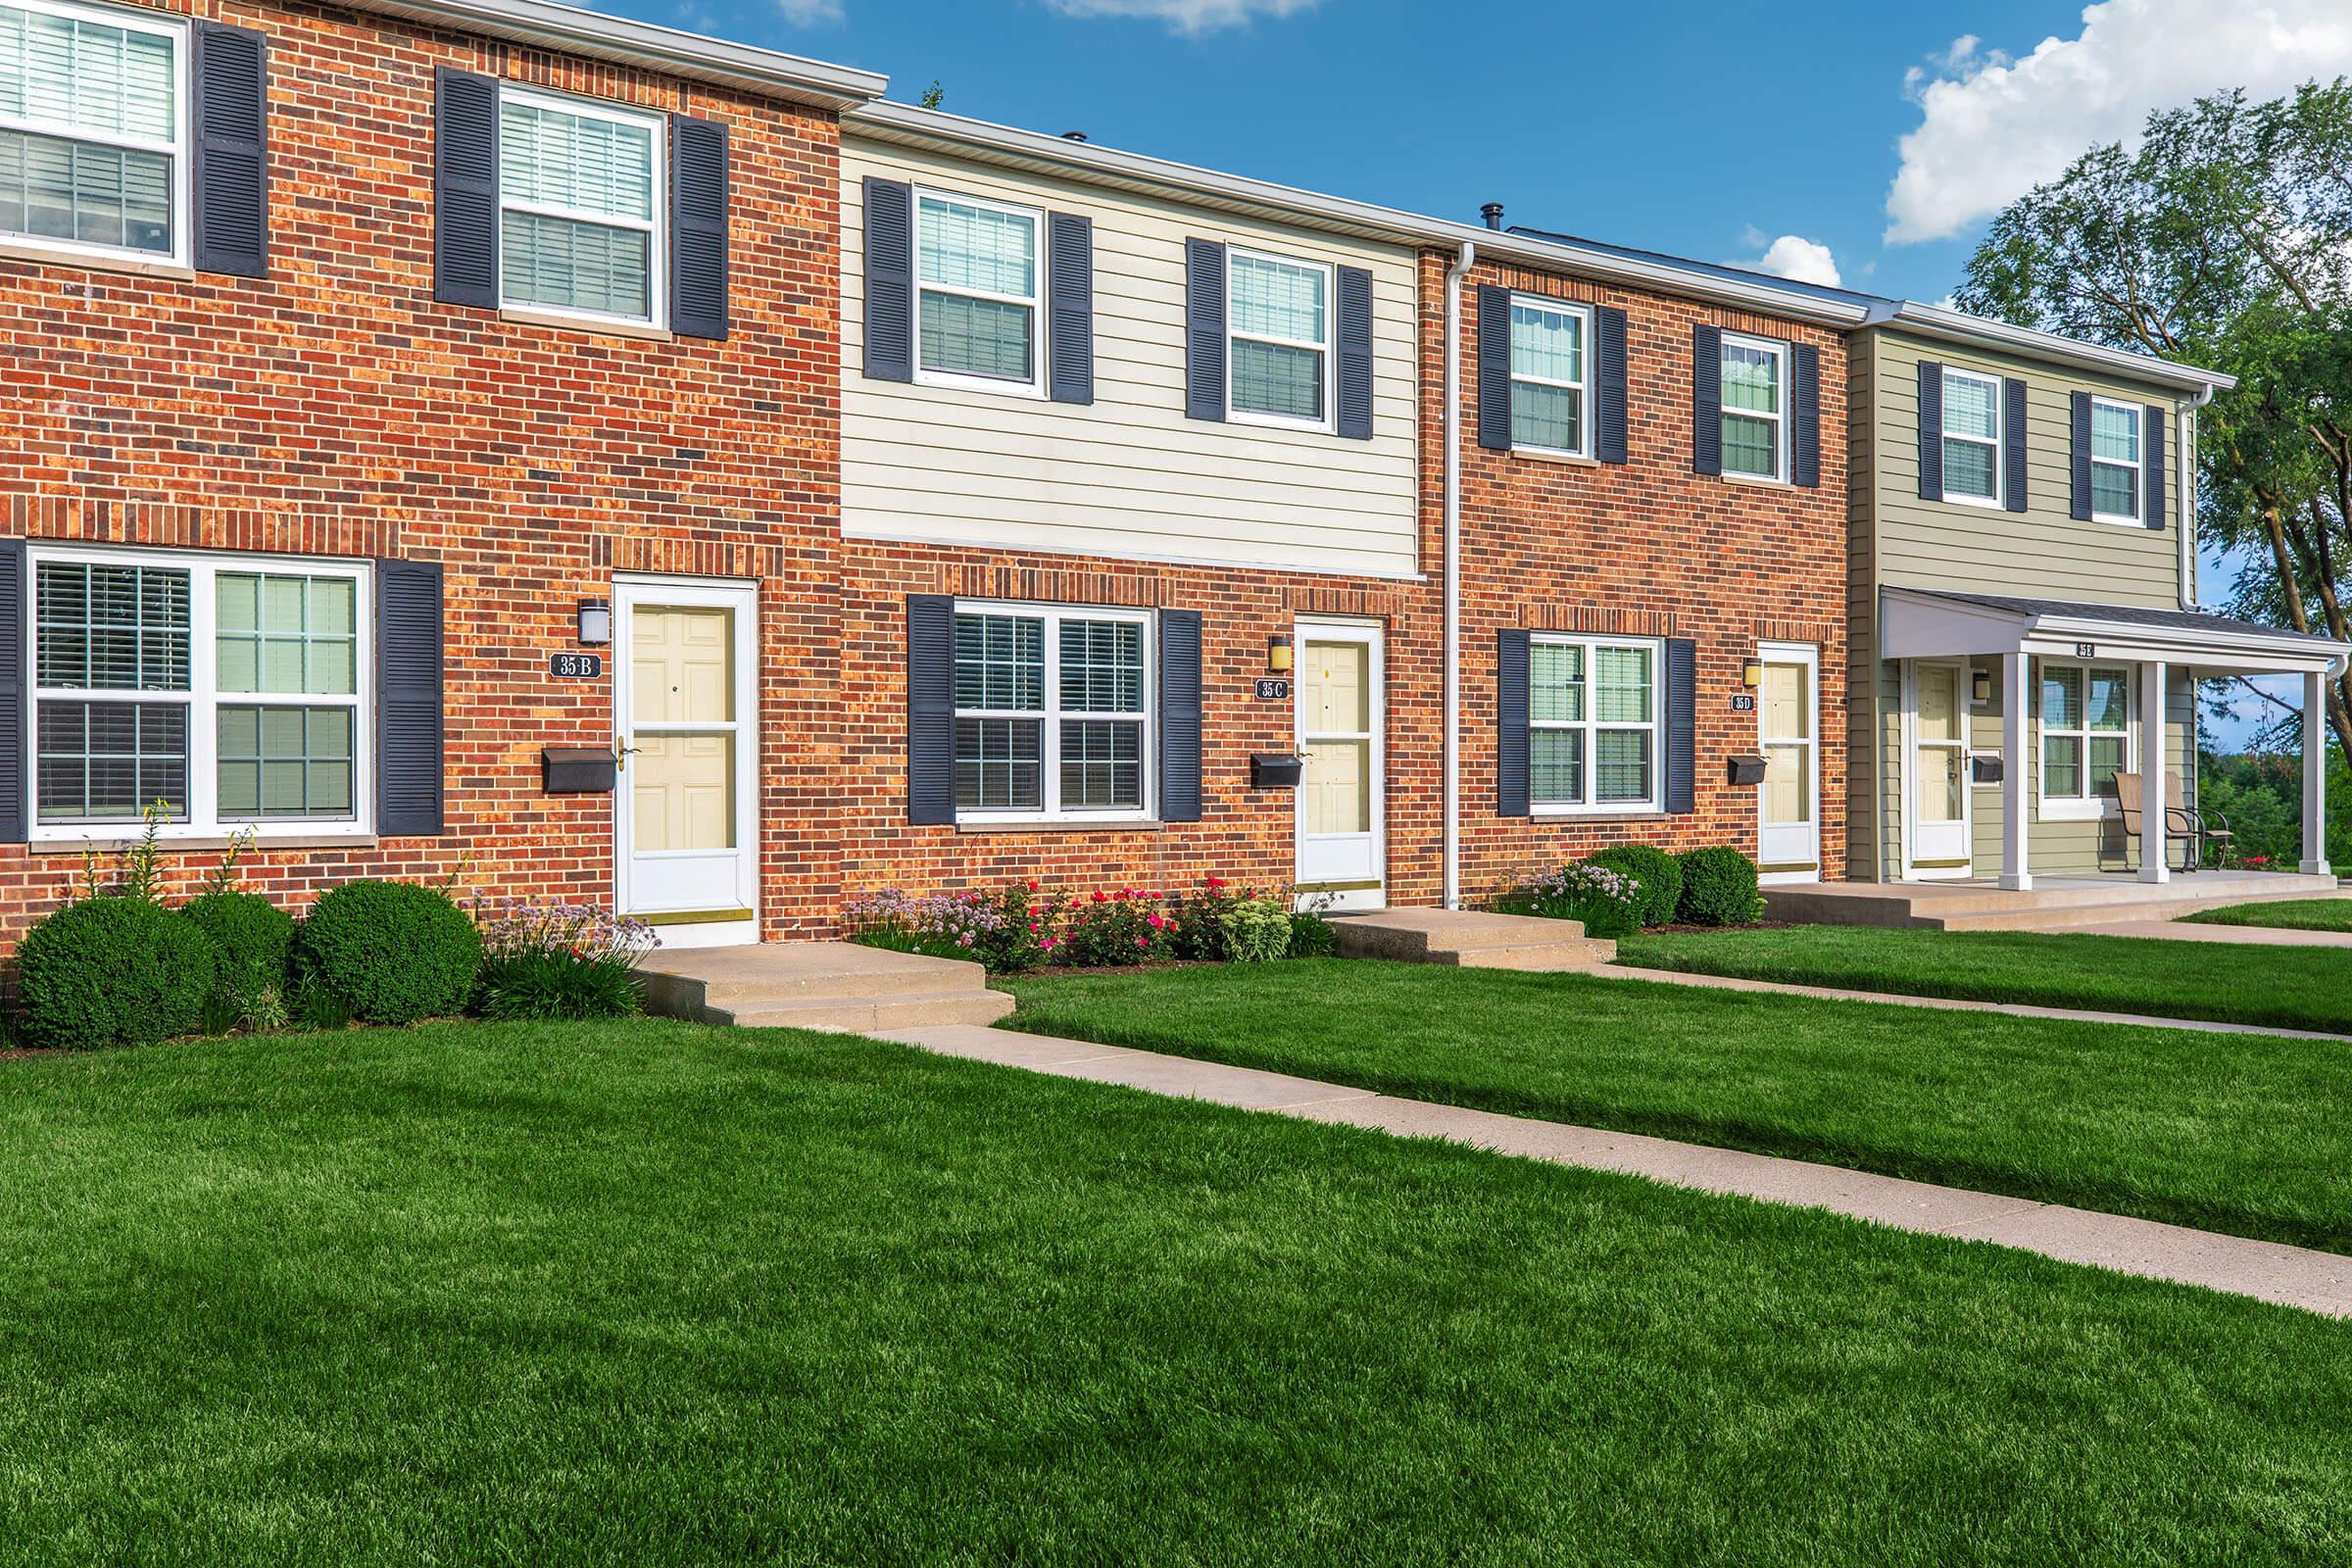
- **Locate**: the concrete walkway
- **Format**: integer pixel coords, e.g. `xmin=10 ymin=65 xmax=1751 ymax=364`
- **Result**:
xmin=2068 ymin=918 xmax=2352 ymax=948
xmin=878 ymin=1022 xmax=2352 ymax=1317
xmin=1595 ymin=964 xmax=2352 ymax=1042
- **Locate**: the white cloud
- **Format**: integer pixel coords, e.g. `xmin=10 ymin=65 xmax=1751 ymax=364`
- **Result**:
xmin=1886 ymin=0 xmax=2352 ymax=243
xmin=1041 ymin=0 xmax=1316 ymax=35
xmin=774 ymin=0 xmax=842 ymax=23
xmin=1733 ymin=234 xmax=1843 ymax=288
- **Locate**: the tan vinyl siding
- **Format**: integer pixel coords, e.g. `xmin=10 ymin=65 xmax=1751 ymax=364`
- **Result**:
xmin=1845 ymin=341 xmax=1881 ymax=878
xmin=840 ymin=138 xmax=1420 ymax=578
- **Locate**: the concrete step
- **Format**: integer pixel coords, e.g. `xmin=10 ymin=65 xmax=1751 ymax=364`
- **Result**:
xmin=719 ymin=988 xmax=1018 ymax=1033
xmin=1331 ymin=907 xmax=1616 ymax=970
xmin=1765 ymin=875 xmax=2340 ymax=930
xmin=638 ymin=941 xmax=1009 ymax=1033
xmin=1929 ymin=887 xmax=2344 ymax=931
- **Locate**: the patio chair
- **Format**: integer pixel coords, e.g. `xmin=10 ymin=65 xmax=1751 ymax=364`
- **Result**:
xmin=2168 ymin=769 xmax=2236 ymax=869
xmin=2113 ymin=772 xmax=2202 ymax=873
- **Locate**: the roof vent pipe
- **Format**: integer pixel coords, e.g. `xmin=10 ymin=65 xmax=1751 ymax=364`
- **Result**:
xmin=1060 ymin=130 xmax=1088 ymax=142
xmin=1480 ymin=202 xmax=1504 ymax=230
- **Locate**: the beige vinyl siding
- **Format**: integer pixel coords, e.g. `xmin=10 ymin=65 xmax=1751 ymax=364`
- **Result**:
xmin=1845 ymin=341 xmax=1881 ymax=878
xmin=841 ymin=139 xmax=1421 ymax=579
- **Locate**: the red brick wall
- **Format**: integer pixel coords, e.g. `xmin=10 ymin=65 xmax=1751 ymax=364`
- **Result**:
xmin=0 ymin=0 xmax=841 ymax=946
xmin=1420 ymin=253 xmax=1848 ymax=905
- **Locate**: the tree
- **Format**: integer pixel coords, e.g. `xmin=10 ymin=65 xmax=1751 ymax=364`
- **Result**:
xmin=918 ymin=79 xmax=944 ymax=110
xmin=1956 ymin=81 xmax=2352 ymax=768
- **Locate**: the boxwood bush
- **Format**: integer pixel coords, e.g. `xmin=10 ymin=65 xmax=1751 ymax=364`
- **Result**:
xmin=17 ymin=896 xmax=220 ymax=1050
xmin=180 ymin=889 xmax=295 ymax=1032
xmin=1585 ymin=845 xmax=1684 ymax=928
xmin=295 ymin=880 xmax=481 ymax=1025
xmin=1675 ymin=846 xmax=1766 ymax=927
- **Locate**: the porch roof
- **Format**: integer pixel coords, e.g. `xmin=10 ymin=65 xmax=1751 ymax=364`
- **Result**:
xmin=1881 ymin=588 xmax=2352 ymax=676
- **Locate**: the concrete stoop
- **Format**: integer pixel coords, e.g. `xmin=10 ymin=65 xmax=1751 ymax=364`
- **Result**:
xmin=1765 ymin=873 xmax=2342 ymax=933
xmin=639 ymin=942 xmax=1015 ymax=1032
xmin=1330 ymin=907 xmax=1615 ymax=970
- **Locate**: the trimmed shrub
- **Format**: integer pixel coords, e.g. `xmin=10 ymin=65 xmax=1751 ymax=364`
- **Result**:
xmin=180 ymin=889 xmax=295 ymax=1032
xmin=1586 ymin=845 xmax=1683 ymax=928
xmin=1676 ymin=846 xmax=1766 ymax=926
xmin=1286 ymin=910 xmax=1339 ymax=958
xmin=1220 ymin=894 xmax=1294 ymax=962
xmin=18 ymin=896 xmax=219 ymax=1050
xmin=296 ymin=880 xmax=481 ymax=1024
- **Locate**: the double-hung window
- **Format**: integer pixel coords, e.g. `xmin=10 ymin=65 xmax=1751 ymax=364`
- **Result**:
xmin=498 ymin=87 xmax=663 ymax=327
xmin=952 ymin=603 xmax=1152 ymax=821
xmin=1719 ymin=333 xmax=1788 ymax=480
xmin=1529 ymin=635 xmax=1660 ymax=812
xmin=0 ymin=0 xmax=186 ymax=265
xmin=1939 ymin=368 xmax=2002 ymax=505
xmin=1510 ymin=296 xmax=1592 ymax=457
xmin=2039 ymin=661 xmax=2131 ymax=815
xmin=1227 ymin=247 xmax=1332 ymax=429
xmin=2088 ymin=397 xmax=2143 ymax=523
xmin=914 ymin=187 xmax=1043 ymax=394
xmin=27 ymin=548 xmax=369 ymax=838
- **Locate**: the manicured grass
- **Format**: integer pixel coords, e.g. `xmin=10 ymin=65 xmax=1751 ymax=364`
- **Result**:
xmin=2186 ymin=899 xmax=2352 ymax=933
xmin=3 ymin=1021 xmax=2352 ymax=1565
xmin=1001 ymin=959 xmax=2352 ymax=1253
xmin=1613 ymin=923 xmax=2352 ymax=1035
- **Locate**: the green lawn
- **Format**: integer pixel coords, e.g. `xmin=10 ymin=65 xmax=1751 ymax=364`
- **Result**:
xmin=1613 ymin=923 xmax=2352 ymax=1035
xmin=3 ymin=1021 xmax=2351 ymax=1565
xmin=1001 ymin=960 xmax=2352 ymax=1253
xmin=2186 ymin=899 xmax=2352 ymax=933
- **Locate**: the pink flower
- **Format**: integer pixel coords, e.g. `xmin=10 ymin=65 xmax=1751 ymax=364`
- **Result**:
xmin=1135 ymin=936 xmax=1149 ymax=949
xmin=1146 ymin=913 xmax=1166 ymax=930
xmin=1028 ymin=922 xmax=1040 ymax=933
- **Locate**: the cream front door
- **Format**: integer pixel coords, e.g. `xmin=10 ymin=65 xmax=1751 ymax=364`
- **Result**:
xmin=614 ymin=579 xmax=759 ymax=945
xmin=1756 ymin=642 xmax=1820 ymax=884
xmin=1294 ymin=621 xmax=1385 ymax=912
xmin=1907 ymin=660 xmax=1972 ymax=877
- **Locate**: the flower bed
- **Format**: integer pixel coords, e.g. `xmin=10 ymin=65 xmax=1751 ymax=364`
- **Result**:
xmin=845 ymin=876 xmax=1322 ymax=974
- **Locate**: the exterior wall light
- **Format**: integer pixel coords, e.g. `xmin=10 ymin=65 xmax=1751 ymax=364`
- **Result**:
xmin=1267 ymin=633 xmax=1294 ymax=674
xmin=578 ymin=597 xmax=612 ymax=647
xmin=1972 ymin=667 xmax=1993 ymax=704
xmin=1741 ymin=658 xmax=1763 ymax=688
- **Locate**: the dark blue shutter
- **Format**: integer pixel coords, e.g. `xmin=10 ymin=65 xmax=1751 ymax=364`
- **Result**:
xmin=1047 ymin=212 xmax=1094 ymax=405
xmin=2070 ymin=393 xmax=2094 ymax=520
xmin=0 ymin=540 xmax=24 ymax=845
xmin=2144 ymin=405 xmax=2167 ymax=528
xmin=668 ymin=115 xmax=728 ymax=340
xmin=1916 ymin=360 xmax=1943 ymax=501
xmin=2003 ymin=377 xmax=2029 ymax=512
xmin=1476 ymin=285 xmax=1512 ymax=451
xmin=376 ymin=559 xmax=445 ymax=836
xmin=863 ymin=177 xmax=913 ymax=382
xmin=1496 ymin=629 xmax=1530 ymax=817
xmin=1690 ymin=325 xmax=1722 ymax=475
xmin=192 ymin=22 xmax=269 ymax=278
xmin=1184 ymin=238 xmax=1226 ymax=421
xmin=906 ymin=597 xmax=955 ymax=825
xmin=1336 ymin=265 xmax=1373 ymax=439
xmin=1158 ymin=610 xmax=1202 ymax=822
xmin=1665 ymin=637 xmax=1697 ymax=815
xmin=1791 ymin=343 xmax=1821 ymax=487
xmin=1595 ymin=305 xmax=1628 ymax=464
xmin=433 ymin=70 xmax=498 ymax=309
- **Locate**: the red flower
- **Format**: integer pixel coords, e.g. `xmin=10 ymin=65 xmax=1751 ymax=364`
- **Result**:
xmin=1206 ymin=876 xmax=1227 ymax=889
xmin=1135 ymin=936 xmax=1149 ymax=948
xmin=1026 ymin=879 xmax=1041 ymax=892
xmin=1146 ymin=913 xmax=1167 ymax=930
xmin=1092 ymin=890 xmax=1108 ymax=903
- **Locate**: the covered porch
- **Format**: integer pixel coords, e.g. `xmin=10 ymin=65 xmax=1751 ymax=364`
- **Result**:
xmin=1875 ymin=589 xmax=2349 ymax=892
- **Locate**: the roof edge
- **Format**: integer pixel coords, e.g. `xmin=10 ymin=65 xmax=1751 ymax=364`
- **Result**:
xmin=1867 ymin=302 xmax=2236 ymax=394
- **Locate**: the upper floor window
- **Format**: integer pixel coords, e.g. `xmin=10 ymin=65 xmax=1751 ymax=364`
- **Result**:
xmin=498 ymin=87 xmax=663 ymax=327
xmin=953 ymin=602 xmax=1152 ymax=821
xmin=1510 ymin=297 xmax=1592 ymax=457
xmin=0 ymin=0 xmax=185 ymax=265
xmin=1939 ymin=368 xmax=2002 ymax=505
xmin=1719 ymin=333 xmax=1788 ymax=480
xmin=2040 ymin=661 xmax=2131 ymax=813
xmin=1529 ymin=635 xmax=1660 ymax=813
xmin=2089 ymin=397 xmax=2143 ymax=523
xmin=915 ymin=188 xmax=1043 ymax=394
xmin=1227 ymin=247 xmax=1332 ymax=430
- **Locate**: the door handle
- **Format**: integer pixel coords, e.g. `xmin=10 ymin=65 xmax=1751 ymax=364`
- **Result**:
xmin=614 ymin=738 xmax=641 ymax=772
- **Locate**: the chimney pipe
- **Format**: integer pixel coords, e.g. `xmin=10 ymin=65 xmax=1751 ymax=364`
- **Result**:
xmin=1480 ymin=202 xmax=1504 ymax=230
xmin=1061 ymin=130 xmax=1089 ymax=142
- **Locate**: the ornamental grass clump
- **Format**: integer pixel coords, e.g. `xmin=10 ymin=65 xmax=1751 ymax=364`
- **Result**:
xmin=1495 ymin=860 xmax=1645 ymax=939
xmin=473 ymin=898 xmax=659 ymax=1021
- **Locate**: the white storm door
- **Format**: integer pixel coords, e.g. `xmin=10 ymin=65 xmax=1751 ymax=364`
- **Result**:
xmin=1295 ymin=622 xmax=1385 ymax=911
xmin=1756 ymin=642 xmax=1820 ymax=883
xmin=1907 ymin=660 xmax=1972 ymax=876
xmin=614 ymin=579 xmax=759 ymax=937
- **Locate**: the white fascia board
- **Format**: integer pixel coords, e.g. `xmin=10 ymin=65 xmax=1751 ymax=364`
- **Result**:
xmin=1869 ymin=302 xmax=2235 ymax=395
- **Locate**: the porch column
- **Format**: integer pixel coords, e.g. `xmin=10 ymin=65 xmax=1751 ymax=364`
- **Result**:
xmin=2000 ymin=652 xmax=2031 ymax=891
xmin=2304 ymin=670 xmax=2332 ymax=876
xmin=2139 ymin=661 xmax=2169 ymax=883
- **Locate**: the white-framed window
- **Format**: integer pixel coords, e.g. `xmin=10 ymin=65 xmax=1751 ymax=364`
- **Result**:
xmin=0 ymin=0 xmax=189 ymax=266
xmin=952 ymin=601 xmax=1152 ymax=822
xmin=913 ymin=185 xmax=1045 ymax=396
xmin=1939 ymin=367 xmax=2002 ymax=506
xmin=2089 ymin=397 xmax=2143 ymax=523
xmin=25 ymin=546 xmax=371 ymax=840
xmin=1719 ymin=331 xmax=1788 ymax=481
xmin=1509 ymin=295 xmax=1592 ymax=457
xmin=2039 ymin=659 xmax=2132 ymax=817
xmin=498 ymin=85 xmax=664 ymax=328
xmin=1529 ymin=634 xmax=1661 ymax=813
xmin=1227 ymin=246 xmax=1333 ymax=430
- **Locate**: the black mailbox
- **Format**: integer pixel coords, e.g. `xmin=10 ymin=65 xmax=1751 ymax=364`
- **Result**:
xmin=543 ymin=746 xmax=618 ymax=795
xmin=1971 ymin=753 xmax=2005 ymax=785
xmin=1250 ymin=753 xmax=1305 ymax=789
xmin=1726 ymin=754 xmax=1768 ymax=786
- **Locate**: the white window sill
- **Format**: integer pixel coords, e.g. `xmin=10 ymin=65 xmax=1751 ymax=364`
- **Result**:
xmin=1941 ymin=490 xmax=2004 ymax=510
xmin=955 ymin=817 xmax=1166 ymax=834
xmin=29 ymin=831 xmax=379 ymax=855
xmin=1532 ymin=807 xmax=1667 ymax=820
xmin=0 ymin=236 xmax=195 ymax=281
xmin=1228 ymin=408 xmax=1337 ymax=436
xmin=2092 ymin=514 xmax=2152 ymax=529
xmin=1719 ymin=469 xmax=1790 ymax=490
xmin=1511 ymin=446 xmax=1598 ymax=467
xmin=2037 ymin=798 xmax=2115 ymax=822
xmin=499 ymin=306 xmax=673 ymax=342
xmin=913 ymin=367 xmax=1048 ymax=400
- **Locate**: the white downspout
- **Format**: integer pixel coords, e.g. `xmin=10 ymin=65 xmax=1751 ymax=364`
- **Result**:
xmin=1442 ymin=240 xmax=1475 ymax=908
xmin=2179 ymin=383 xmax=2213 ymax=611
